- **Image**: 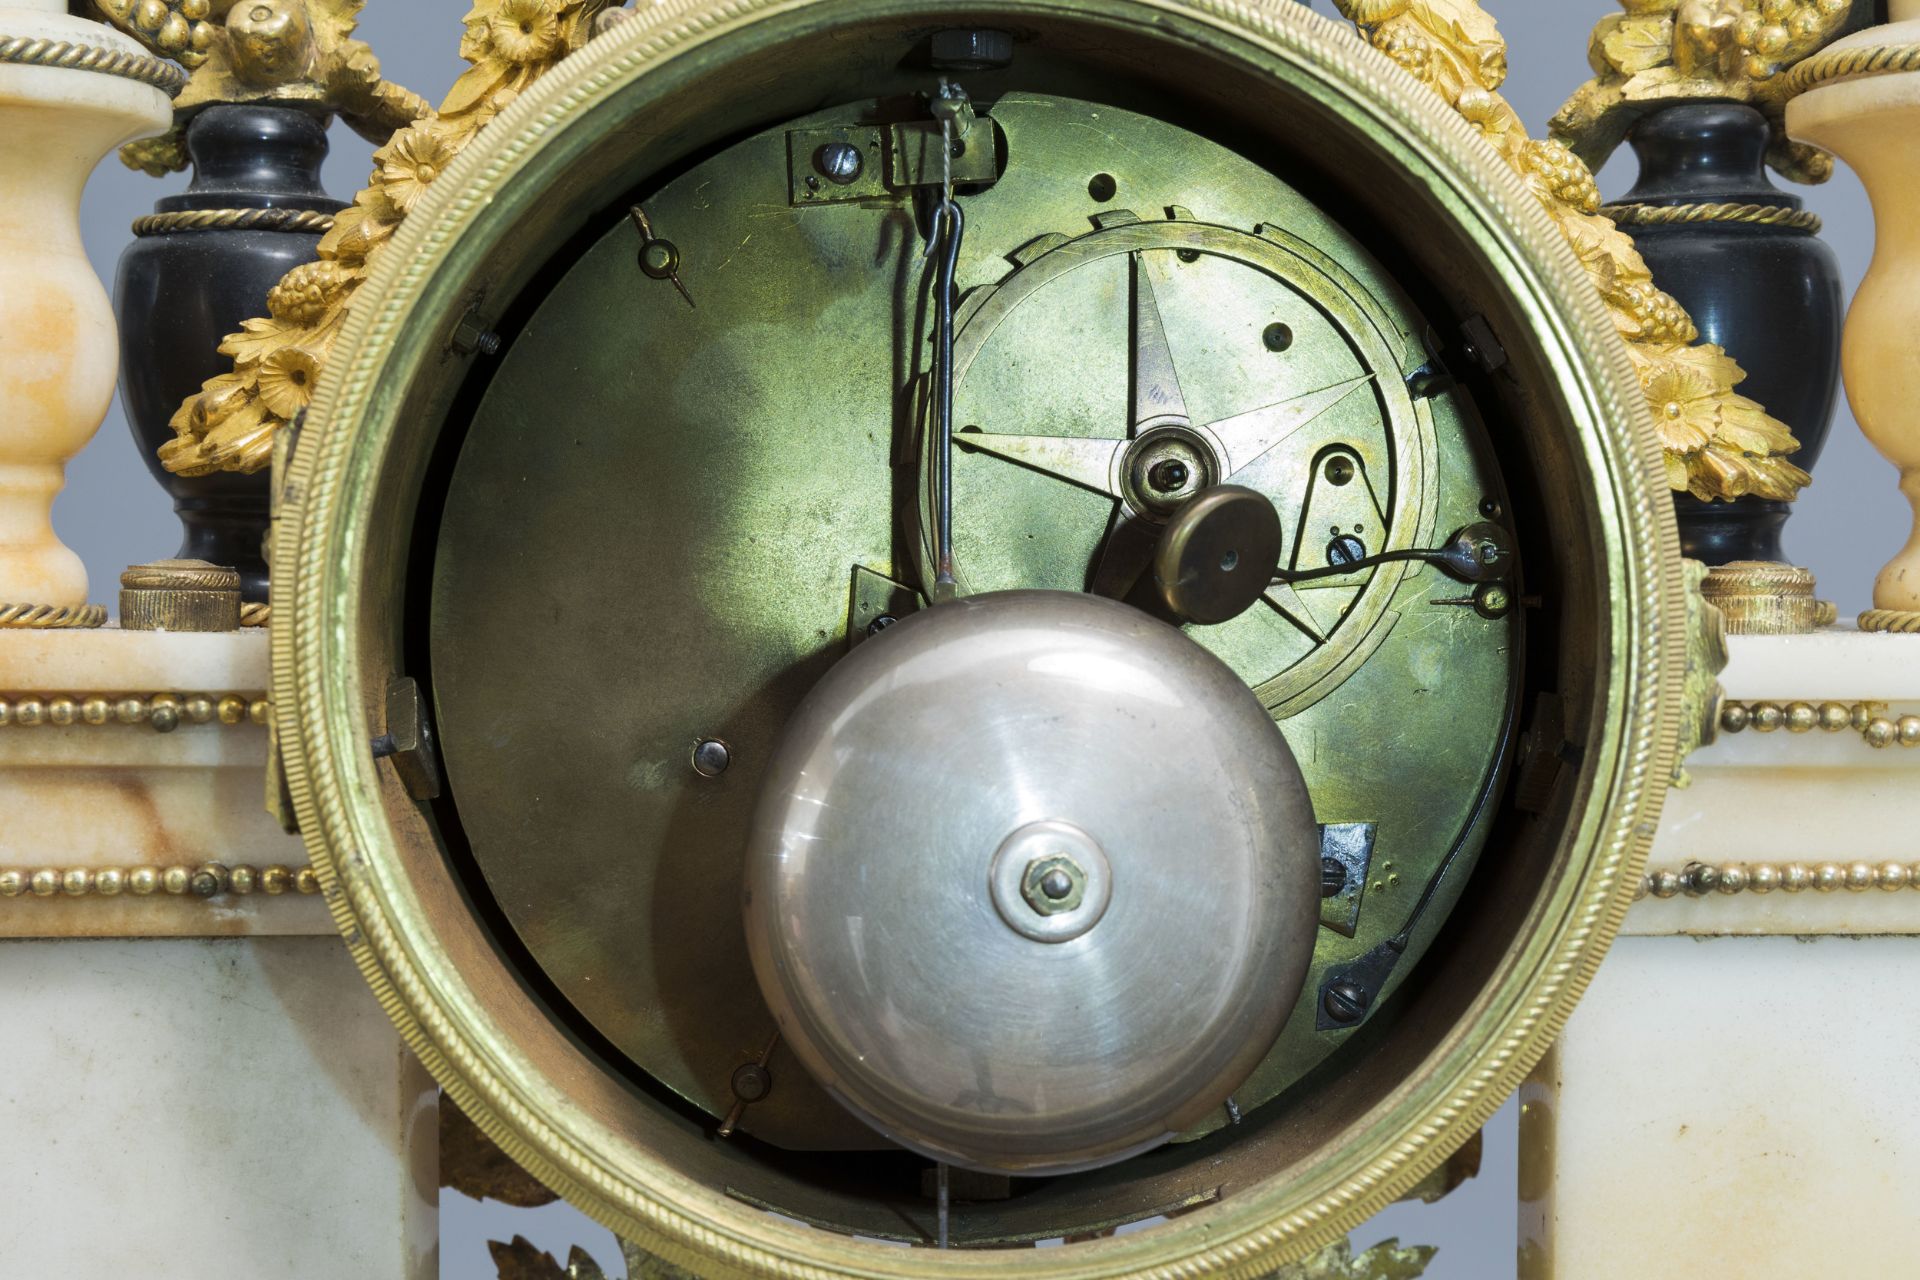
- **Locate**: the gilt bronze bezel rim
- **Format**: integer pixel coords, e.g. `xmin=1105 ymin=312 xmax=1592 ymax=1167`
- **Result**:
xmin=275 ymin=1 xmax=1686 ymax=1274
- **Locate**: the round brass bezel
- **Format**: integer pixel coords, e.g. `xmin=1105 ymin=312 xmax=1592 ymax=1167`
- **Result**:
xmin=274 ymin=0 xmax=1687 ymax=1274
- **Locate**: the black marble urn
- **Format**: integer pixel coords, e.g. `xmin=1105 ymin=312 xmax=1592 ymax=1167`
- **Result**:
xmin=114 ymin=104 xmax=345 ymax=602
xmin=1615 ymin=103 xmax=1844 ymax=566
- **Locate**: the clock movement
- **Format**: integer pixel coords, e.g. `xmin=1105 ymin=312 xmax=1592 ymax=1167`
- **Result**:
xmin=252 ymin=0 xmax=1696 ymax=1272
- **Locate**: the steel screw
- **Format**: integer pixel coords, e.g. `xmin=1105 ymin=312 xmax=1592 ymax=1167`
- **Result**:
xmin=1323 ymin=982 xmax=1369 ymax=1025
xmin=1148 ymin=459 xmax=1190 ymax=493
xmin=451 ymin=312 xmax=500 ymax=356
xmin=731 ymin=1062 xmax=772 ymax=1103
xmin=1327 ymin=533 xmax=1367 ymax=566
xmin=866 ymin=614 xmax=898 ymax=637
xmin=818 ymin=141 xmax=863 ymax=185
xmin=692 ymin=738 xmax=731 ymax=778
xmin=1320 ymin=857 xmax=1348 ymax=899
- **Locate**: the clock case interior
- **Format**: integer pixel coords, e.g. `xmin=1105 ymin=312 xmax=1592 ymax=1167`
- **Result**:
xmin=337 ymin=1 xmax=1645 ymax=1248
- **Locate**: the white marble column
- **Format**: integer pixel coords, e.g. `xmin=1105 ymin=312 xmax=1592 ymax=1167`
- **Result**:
xmin=0 ymin=0 xmax=169 ymax=611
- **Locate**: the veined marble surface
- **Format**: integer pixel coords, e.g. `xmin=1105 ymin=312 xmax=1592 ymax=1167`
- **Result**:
xmin=1526 ymin=631 xmax=1920 ymax=1277
xmin=0 ymin=629 xmax=323 ymax=937
xmin=0 ymin=936 xmax=437 ymax=1278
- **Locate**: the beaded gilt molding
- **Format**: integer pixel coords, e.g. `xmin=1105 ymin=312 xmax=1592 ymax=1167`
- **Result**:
xmin=0 ymin=861 xmax=319 ymax=900
xmin=0 ymin=692 xmax=269 ymax=732
xmin=1716 ymin=697 xmax=1920 ymax=747
xmin=1637 ymin=858 xmax=1920 ymax=899
xmin=1634 ymin=698 xmax=1920 ymax=904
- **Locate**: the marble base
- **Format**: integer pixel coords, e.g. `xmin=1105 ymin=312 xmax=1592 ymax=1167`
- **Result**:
xmin=1522 ymin=935 xmax=1920 ymax=1278
xmin=0 ymin=628 xmax=322 ymax=936
xmin=1522 ymin=631 xmax=1920 ymax=1277
xmin=0 ymin=628 xmax=434 ymax=1276
xmin=0 ymin=936 xmax=437 ymax=1278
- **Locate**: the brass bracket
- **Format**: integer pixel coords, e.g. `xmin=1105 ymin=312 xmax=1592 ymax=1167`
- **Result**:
xmin=786 ymin=117 xmax=997 ymax=207
xmin=372 ymin=676 xmax=442 ymax=801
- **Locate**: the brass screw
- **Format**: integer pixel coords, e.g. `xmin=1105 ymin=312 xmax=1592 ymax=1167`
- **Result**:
xmin=1474 ymin=583 xmax=1512 ymax=619
xmin=1021 ymin=855 xmax=1087 ymax=916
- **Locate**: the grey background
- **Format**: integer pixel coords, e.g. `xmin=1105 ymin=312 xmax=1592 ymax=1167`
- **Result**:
xmin=63 ymin=2 xmax=1887 ymax=1274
